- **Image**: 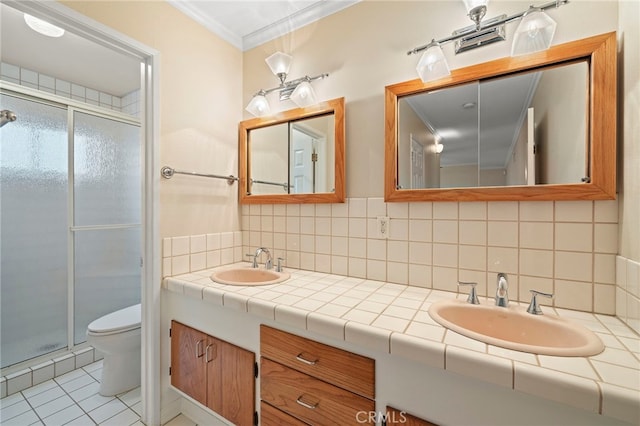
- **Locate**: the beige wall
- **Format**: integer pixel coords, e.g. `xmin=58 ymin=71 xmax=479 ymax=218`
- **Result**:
xmin=62 ymin=0 xmax=243 ymax=238
xmin=618 ymin=0 xmax=640 ymax=263
xmin=243 ymin=0 xmax=618 ymax=198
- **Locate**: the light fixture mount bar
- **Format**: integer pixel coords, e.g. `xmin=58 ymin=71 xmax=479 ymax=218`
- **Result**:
xmin=254 ymin=73 xmax=329 ymax=99
xmin=407 ymin=0 xmax=569 ymax=56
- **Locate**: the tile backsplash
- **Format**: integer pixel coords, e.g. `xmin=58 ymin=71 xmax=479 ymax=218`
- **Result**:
xmin=162 ymin=231 xmax=243 ymax=277
xmin=616 ymin=256 xmax=640 ymax=334
xmin=241 ymin=199 xmax=620 ymax=315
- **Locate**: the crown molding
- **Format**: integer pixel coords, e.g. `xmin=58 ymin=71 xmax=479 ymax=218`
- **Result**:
xmin=168 ymin=0 xmax=359 ymax=51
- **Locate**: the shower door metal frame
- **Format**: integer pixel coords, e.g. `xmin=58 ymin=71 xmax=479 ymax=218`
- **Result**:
xmin=1 ymin=83 xmax=142 ymax=355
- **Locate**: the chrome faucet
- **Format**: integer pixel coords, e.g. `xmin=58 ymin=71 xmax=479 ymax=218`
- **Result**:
xmin=495 ymin=273 xmax=509 ymax=307
xmin=253 ymin=247 xmax=273 ymax=270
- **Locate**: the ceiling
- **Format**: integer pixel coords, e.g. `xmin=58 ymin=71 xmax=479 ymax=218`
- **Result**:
xmin=0 ymin=1 xmax=358 ymax=97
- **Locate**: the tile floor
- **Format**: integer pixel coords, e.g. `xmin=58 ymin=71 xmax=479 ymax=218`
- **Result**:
xmin=0 ymin=361 xmax=195 ymax=426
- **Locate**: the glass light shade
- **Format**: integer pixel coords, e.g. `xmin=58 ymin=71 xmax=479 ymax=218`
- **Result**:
xmin=245 ymin=94 xmax=270 ymax=117
xmin=265 ymin=52 xmax=292 ymax=76
xmin=24 ymin=13 xmax=65 ymax=37
xmin=434 ymin=143 xmax=444 ymax=154
xmin=511 ymin=10 xmax=557 ymax=56
xmin=416 ymin=44 xmax=451 ymax=83
xmin=463 ymin=0 xmax=489 ymax=14
xmin=290 ymin=81 xmax=317 ymax=107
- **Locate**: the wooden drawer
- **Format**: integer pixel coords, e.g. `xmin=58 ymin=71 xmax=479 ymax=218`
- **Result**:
xmin=261 ymin=401 xmax=308 ymax=426
xmin=260 ymin=325 xmax=375 ymax=398
xmin=261 ymin=358 xmax=375 ymax=425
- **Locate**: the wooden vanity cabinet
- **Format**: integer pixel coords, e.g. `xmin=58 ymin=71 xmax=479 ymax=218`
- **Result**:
xmin=260 ymin=325 xmax=375 ymax=425
xmin=170 ymin=321 xmax=256 ymax=426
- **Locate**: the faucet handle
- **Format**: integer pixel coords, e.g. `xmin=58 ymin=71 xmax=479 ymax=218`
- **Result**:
xmin=276 ymin=257 xmax=285 ymax=273
xmin=527 ymin=289 xmax=554 ymax=315
xmin=458 ymin=282 xmax=480 ymax=305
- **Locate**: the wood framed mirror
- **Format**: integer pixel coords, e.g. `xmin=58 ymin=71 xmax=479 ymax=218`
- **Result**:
xmin=385 ymin=32 xmax=616 ymax=202
xmin=239 ymin=97 xmax=345 ymax=204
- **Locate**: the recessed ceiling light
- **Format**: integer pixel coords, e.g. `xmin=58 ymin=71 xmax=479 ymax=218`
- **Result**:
xmin=24 ymin=14 xmax=65 ymax=38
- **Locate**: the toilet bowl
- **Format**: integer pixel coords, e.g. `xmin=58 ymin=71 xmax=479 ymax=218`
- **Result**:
xmin=86 ymin=304 xmax=141 ymax=396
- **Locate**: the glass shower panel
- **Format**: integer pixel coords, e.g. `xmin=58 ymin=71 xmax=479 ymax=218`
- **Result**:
xmin=73 ymin=112 xmax=141 ymax=344
xmin=0 ymin=94 xmax=68 ymax=368
xmin=73 ymin=228 xmax=141 ymax=344
xmin=73 ymin=111 xmax=141 ymax=226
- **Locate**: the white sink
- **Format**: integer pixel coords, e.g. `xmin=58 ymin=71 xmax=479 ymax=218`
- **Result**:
xmin=428 ymin=299 xmax=604 ymax=356
xmin=210 ymin=268 xmax=290 ymax=286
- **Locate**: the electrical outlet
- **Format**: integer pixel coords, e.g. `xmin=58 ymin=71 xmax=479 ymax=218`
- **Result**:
xmin=377 ymin=216 xmax=390 ymax=239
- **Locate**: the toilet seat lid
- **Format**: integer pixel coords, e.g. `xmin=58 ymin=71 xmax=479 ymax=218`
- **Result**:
xmin=88 ymin=304 xmax=141 ymax=334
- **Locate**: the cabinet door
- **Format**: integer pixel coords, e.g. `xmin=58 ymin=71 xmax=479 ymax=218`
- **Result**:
xmin=206 ymin=337 xmax=255 ymax=426
xmin=170 ymin=321 xmax=207 ymax=405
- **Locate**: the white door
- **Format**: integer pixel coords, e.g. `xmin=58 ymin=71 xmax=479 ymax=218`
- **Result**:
xmin=526 ymin=107 xmax=536 ymax=185
xmin=290 ymin=126 xmax=326 ymax=193
xmin=410 ymin=136 xmax=425 ymax=189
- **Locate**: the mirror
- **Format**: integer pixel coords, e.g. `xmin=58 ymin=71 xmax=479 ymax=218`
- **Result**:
xmin=239 ymin=97 xmax=345 ymax=204
xmin=385 ymin=32 xmax=616 ymax=201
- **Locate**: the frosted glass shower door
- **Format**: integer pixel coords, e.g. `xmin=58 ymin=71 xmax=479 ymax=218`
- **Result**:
xmin=73 ymin=111 xmax=141 ymax=344
xmin=1 ymin=94 xmax=69 ymax=368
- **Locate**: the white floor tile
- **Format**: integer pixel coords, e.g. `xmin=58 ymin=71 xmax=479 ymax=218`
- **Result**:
xmin=63 ymin=414 xmax=97 ymax=426
xmin=60 ymin=374 xmax=97 ymax=393
xmin=98 ymin=408 xmax=139 ymax=426
xmin=54 ymin=369 xmax=86 ymax=385
xmin=69 ymin=382 xmax=100 ymax=403
xmin=0 ymin=391 xmax=25 ymax=408
xmin=117 ymin=387 xmax=140 ymax=408
xmin=1 ymin=408 xmax=39 ymax=426
xmin=34 ymin=394 xmax=75 ymax=419
xmin=26 ymin=385 xmax=66 ymax=408
xmin=78 ymin=393 xmax=114 ymax=413
xmin=162 ymin=414 xmax=198 ymax=426
xmin=22 ymin=379 xmax=58 ymax=399
xmin=88 ymin=398 xmax=127 ymax=424
xmin=130 ymin=401 xmax=142 ymax=416
xmin=42 ymin=404 xmax=84 ymax=426
xmin=82 ymin=361 xmax=103 ymax=374
xmin=1 ymin=399 xmax=32 ymax=421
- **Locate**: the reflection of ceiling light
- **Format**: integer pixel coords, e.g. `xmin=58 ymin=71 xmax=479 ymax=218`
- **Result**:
xmin=24 ymin=14 xmax=65 ymax=38
xmin=434 ymin=142 xmax=444 ymax=154
xmin=462 ymin=102 xmax=476 ymax=109
xmin=245 ymin=51 xmax=328 ymax=117
xmin=408 ymin=0 xmax=568 ymax=82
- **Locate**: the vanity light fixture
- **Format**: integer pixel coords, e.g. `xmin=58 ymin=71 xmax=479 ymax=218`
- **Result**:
xmin=408 ymin=0 xmax=568 ymax=82
xmin=24 ymin=13 xmax=65 ymax=38
xmin=245 ymin=51 xmax=328 ymax=117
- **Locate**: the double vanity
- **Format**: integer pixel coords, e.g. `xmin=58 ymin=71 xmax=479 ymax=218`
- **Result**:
xmin=162 ymin=261 xmax=639 ymax=425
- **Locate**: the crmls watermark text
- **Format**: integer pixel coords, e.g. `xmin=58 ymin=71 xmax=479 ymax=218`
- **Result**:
xmin=356 ymin=410 xmax=407 ymax=424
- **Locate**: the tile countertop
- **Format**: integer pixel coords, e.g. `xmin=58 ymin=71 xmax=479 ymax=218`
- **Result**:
xmin=163 ymin=263 xmax=640 ymax=424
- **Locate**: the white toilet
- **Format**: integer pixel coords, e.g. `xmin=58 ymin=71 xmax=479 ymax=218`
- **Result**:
xmin=86 ymin=304 xmax=141 ymax=396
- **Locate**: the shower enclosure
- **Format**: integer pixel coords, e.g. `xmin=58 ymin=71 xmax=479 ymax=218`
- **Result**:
xmin=0 ymin=89 xmax=141 ymax=369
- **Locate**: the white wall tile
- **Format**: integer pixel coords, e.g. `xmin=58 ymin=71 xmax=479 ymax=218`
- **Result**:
xmin=433 ymin=220 xmax=457 ymax=244
xmin=554 ymin=279 xmax=592 ymax=311
xmin=388 ymin=218 xmax=408 ymax=241
xmin=459 ymin=220 xmax=486 ymax=246
xmin=488 ymin=201 xmax=518 ymax=221
xmin=367 ymin=198 xmax=386 ymax=217
xmin=519 ymin=222 xmax=553 ymax=250
xmin=432 ymin=266 xmax=457 ymax=292
xmin=331 ymin=236 xmax=348 ymax=256
xmin=433 ymin=243 xmax=457 ymax=268
xmin=594 ymin=223 xmax=618 ymax=253
xmin=459 ymin=202 xmax=487 ymax=220
xmin=433 ymin=202 xmax=458 ymax=220
xmin=409 ymin=219 xmax=432 ymax=242
xmin=519 ymin=249 xmax=553 ymax=277
xmin=171 ymin=236 xmax=189 ymax=256
xmin=409 ymin=202 xmax=432 ymax=219
xmin=331 ymin=202 xmax=348 ymax=217
xmin=488 ymin=221 xmax=518 ymax=247
xmin=555 ymin=200 xmax=593 ymax=222
xmin=459 ymin=245 xmax=486 ymax=271
xmin=555 ymin=251 xmax=593 ymax=282
xmin=488 ymin=247 xmax=518 ymax=274
xmin=348 ymin=198 xmax=367 ymax=217
xmin=6 ymin=369 xmax=31 ymax=395
xmin=594 ymin=200 xmax=618 ymax=223
xmin=387 ymin=202 xmax=408 ymax=218
xmin=190 ymin=234 xmax=206 ymax=253
xmin=555 ymin=223 xmax=592 ymax=252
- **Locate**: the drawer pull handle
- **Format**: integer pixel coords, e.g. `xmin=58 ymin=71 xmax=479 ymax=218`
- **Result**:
xmin=205 ymin=343 xmax=216 ymax=363
xmin=195 ymin=340 xmax=204 ymax=358
xmin=295 ymin=353 xmax=318 ymax=365
xmin=296 ymin=396 xmax=318 ymax=410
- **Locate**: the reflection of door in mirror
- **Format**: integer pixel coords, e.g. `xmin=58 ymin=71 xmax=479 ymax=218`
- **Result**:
xmin=290 ymin=125 xmax=328 ymax=194
xmin=398 ymin=61 xmax=588 ymax=189
xmin=410 ymin=136 xmax=425 ymax=189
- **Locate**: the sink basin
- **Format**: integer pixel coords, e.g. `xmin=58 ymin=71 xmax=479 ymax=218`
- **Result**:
xmin=428 ymin=299 xmax=604 ymax=356
xmin=210 ymin=268 xmax=290 ymax=286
